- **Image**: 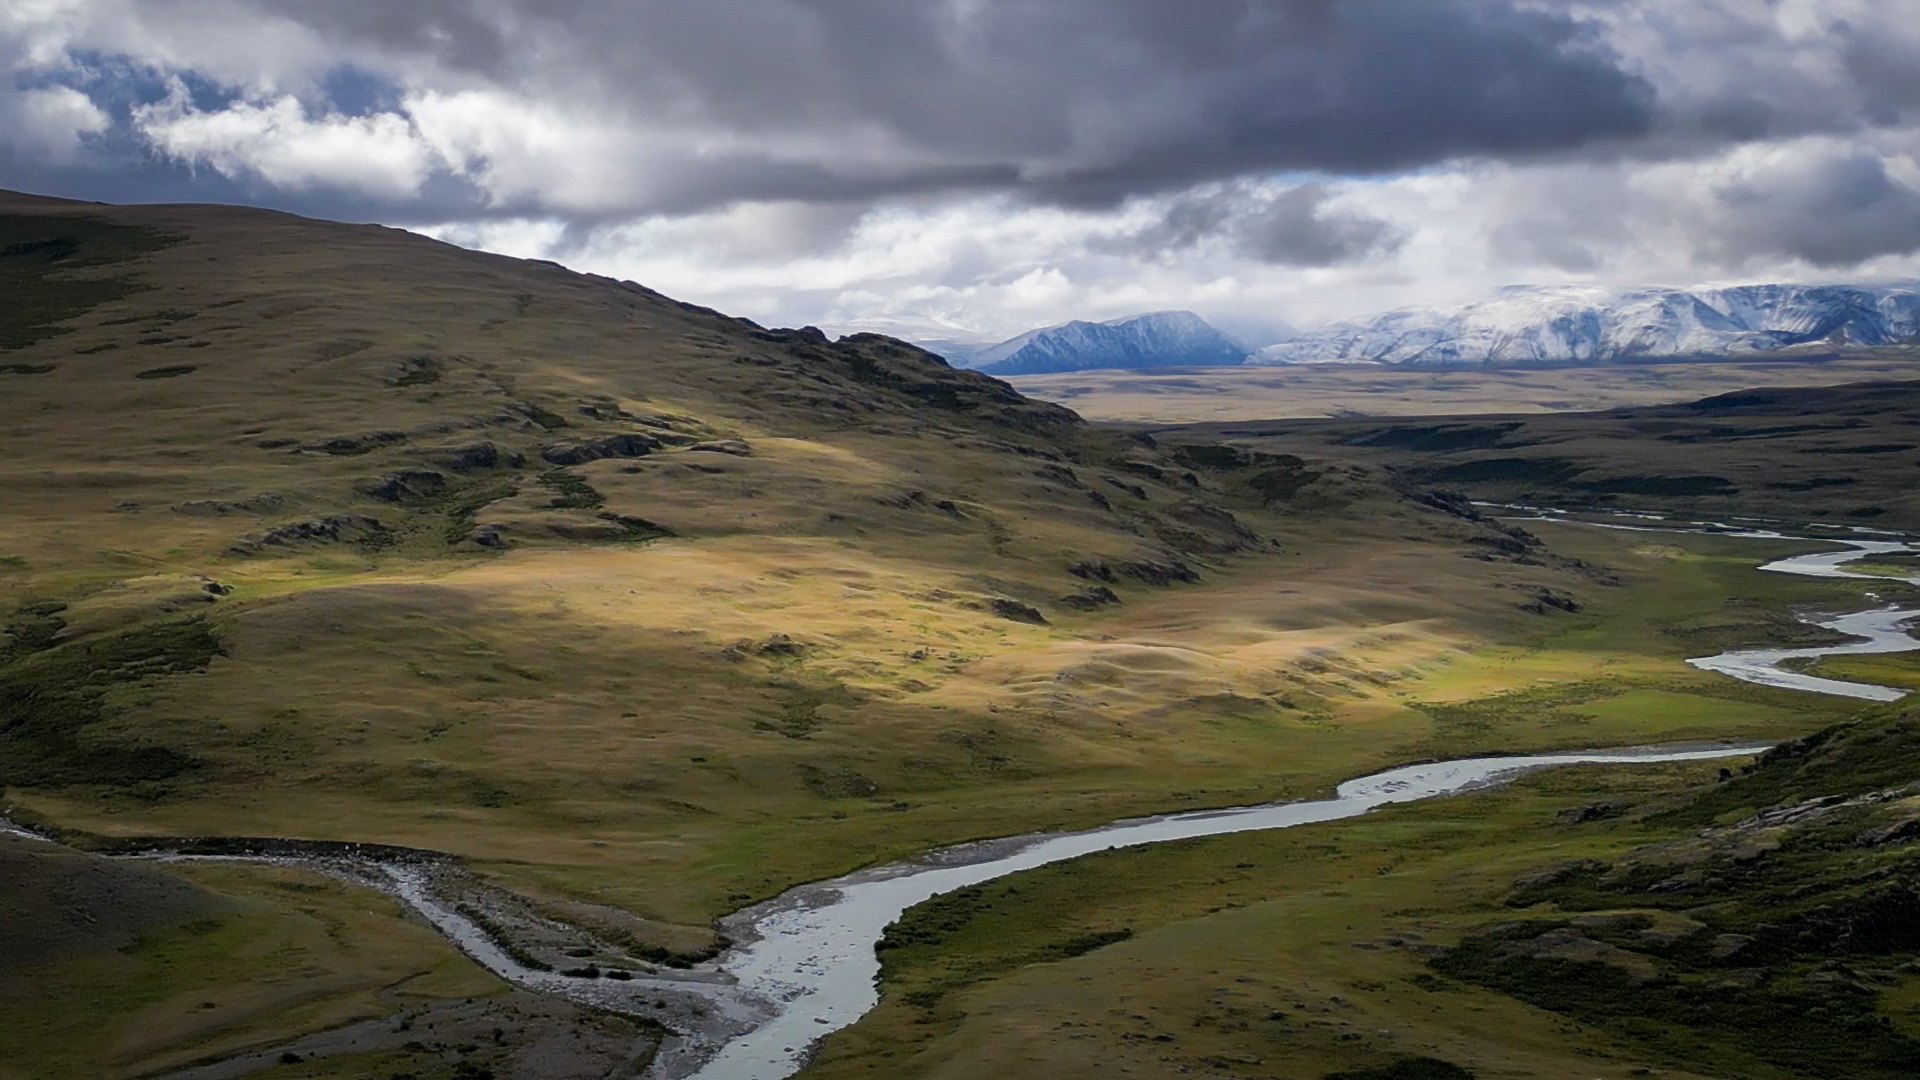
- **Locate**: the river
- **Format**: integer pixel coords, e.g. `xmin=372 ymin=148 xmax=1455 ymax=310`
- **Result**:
xmin=1686 ymin=538 xmax=1920 ymax=701
xmin=17 ymin=516 xmax=1913 ymax=1080
xmin=652 ymin=517 xmax=1920 ymax=1079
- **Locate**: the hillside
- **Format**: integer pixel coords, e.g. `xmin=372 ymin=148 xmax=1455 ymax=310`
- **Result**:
xmin=1256 ymin=283 xmax=1920 ymax=368
xmin=0 ymin=190 xmax=1620 ymax=1077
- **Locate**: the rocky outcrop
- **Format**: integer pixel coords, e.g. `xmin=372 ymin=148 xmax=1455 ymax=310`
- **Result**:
xmin=363 ymin=469 xmax=448 ymax=502
xmin=540 ymin=433 xmax=662 ymax=466
xmin=230 ymin=515 xmax=388 ymax=555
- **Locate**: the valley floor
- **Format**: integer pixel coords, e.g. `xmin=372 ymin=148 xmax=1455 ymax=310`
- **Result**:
xmin=4 ymin=518 xmax=1900 ymax=1080
xmin=1006 ymin=352 xmax=1920 ymax=423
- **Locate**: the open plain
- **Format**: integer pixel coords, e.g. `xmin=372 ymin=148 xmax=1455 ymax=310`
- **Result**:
xmin=1004 ymin=354 xmax=1920 ymax=423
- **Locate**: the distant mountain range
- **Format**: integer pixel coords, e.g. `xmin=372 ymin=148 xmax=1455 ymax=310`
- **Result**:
xmin=1253 ymin=283 xmax=1920 ymax=368
xmin=924 ymin=311 xmax=1252 ymax=375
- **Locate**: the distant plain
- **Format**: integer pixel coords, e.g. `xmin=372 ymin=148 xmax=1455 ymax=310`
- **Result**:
xmin=1007 ymin=352 xmax=1920 ymax=422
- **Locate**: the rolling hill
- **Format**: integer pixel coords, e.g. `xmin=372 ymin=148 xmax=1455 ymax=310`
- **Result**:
xmin=0 ymin=189 xmax=1592 ymax=1077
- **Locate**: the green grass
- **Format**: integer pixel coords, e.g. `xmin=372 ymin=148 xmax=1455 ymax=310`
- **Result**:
xmin=0 ymin=615 xmax=219 ymax=788
xmin=1801 ymin=650 xmax=1920 ymax=691
xmin=0 ymin=860 xmax=501 ymax=1080
xmin=0 ymin=214 xmax=176 ymax=350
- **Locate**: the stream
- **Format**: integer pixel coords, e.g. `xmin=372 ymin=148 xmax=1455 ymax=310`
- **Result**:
xmin=11 ymin=516 xmax=1917 ymax=1080
xmin=1495 ymin=507 xmax=1920 ymax=702
xmin=1686 ymin=539 xmax=1920 ymax=702
xmin=651 ymin=517 xmax=1920 ymax=1079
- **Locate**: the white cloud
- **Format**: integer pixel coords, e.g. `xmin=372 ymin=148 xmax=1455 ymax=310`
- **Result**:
xmin=1 ymin=84 xmax=107 ymax=162
xmin=10 ymin=0 xmax=1920 ymax=339
xmin=133 ymin=87 xmax=440 ymax=197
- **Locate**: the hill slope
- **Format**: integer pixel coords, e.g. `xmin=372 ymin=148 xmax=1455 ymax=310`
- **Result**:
xmin=0 ymin=188 xmax=1559 ymax=921
xmin=0 ymin=189 xmax=1701 ymax=1079
xmin=1257 ymin=283 xmax=1920 ymax=368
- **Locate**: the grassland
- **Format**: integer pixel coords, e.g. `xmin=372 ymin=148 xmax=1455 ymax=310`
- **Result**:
xmin=804 ymin=759 xmax=1749 ymax=1080
xmin=1005 ymin=353 xmax=1920 ymax=423
xmin=0 ymin=841 xmax=571 ymax=1080
xmin=806 ymin=700 xmax=1920 ymax=1080
xmin=1147 ymin=380 xmax=1920 ymax=530
xmin=1 ymin=188 xmax=1913 ymax=1078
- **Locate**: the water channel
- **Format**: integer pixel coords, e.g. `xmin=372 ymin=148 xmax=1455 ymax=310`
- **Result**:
xmin=13 ymin=516 xmax=1916 ymax=1080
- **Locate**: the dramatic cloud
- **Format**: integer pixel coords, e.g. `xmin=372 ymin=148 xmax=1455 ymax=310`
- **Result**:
xmin=1114 ymin=182 xmax=1405 ymax=267
xmin=4 ymin=0 xmax=1920 ymax=337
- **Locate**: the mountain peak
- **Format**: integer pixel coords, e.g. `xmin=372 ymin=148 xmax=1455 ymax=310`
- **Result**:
xmin=935 ymin=311 xmax=1249 ymax=376
xmin=1255 ymin=282 xmax=1920 ymax=368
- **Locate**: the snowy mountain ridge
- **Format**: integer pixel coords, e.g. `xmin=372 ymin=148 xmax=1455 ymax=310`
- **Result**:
xmin=1253 ymin=283 xmax=1920 ymax=368
xmin=945 ymin=311 xmax=1250 ymax=375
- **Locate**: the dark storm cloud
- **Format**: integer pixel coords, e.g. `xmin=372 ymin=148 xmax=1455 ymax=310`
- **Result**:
xmin=1706 ymin=152 xmax=1920 ymax=270
xmin=448 ymin=0 xmax=1656 ymax=200
xmin=1111 ymin=182 xmax=1403 ymax=267
xmin=0 ymin=0 xmax=1656 ymax=215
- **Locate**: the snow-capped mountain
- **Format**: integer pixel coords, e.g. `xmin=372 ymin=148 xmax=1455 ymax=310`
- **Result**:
xmin=1253 ymin=284 xmax=1920 ymax=368
xmin=941 ymin=311 xmax=1249 ymax=375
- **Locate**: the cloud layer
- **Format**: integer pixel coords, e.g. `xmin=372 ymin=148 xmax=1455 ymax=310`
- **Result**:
xmin=5 ymin=0 xmax=1920 ymax=337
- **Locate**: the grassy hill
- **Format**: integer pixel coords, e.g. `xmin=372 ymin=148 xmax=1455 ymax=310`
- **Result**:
xmin=0 ymin=190 xmax=1899 ymax=1079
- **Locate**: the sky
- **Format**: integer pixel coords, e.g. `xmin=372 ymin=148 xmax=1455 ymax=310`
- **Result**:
xmin=4 ymin=1 xmax=1920 ymax=344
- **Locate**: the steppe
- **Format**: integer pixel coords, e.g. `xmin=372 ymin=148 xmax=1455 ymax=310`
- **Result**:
xmin=4 ymin=189 xmax=1920 ymax=1080
xmin=1007 ymin=354 xmax=1920 ymax=423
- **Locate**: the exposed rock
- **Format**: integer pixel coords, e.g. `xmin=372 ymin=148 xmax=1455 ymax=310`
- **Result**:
xmin=756 ymin=634 xmax=806 ymax=657
xmin=1069 ymin=558 xmax=1201 ymax=586
xmin=1034 ymin=464 xmax=1083 ymax=488
xmin=1404 ymin=487 xmax=1487 ymax=522
xmin=686 ymin=439 xmax=752 ymax=456
xmin=988 ymin=598 xmax=1048 ymax=625
xmin=540 ymin=433 xmax=662 ymax=466
xmin=1470 ymin=530 xmax=1545 ymax=563
xmin=1521 ymin=587 xmax=1584 ymax=615
xmin=430 ymin=441 xmax=524 ymax=471
xmin=231 ymin=515 xmax=388 ymax=555
xmin=1856 ymin=816 xmax=1920 ymax=847
xmin=1057 ymin=587 xmax=1121 ymax=611
xmin=363 ymin=469 xmax=448 ymax=502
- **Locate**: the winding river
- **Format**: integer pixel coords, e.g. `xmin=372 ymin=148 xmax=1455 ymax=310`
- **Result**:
xmin=646 ymin=519 xmax=1920 ymax=1079
xmin=1687 ymin=538 xmax=1920 ymax=701
xmin=13 ymin=517 xmax=1917 ymax=1080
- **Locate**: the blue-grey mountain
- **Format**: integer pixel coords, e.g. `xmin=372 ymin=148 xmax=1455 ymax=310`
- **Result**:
xmin=941 ymin=312 xmax=1250 ymax=376
xmin=1254 ymin=283 xmax=1920 ymax=368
